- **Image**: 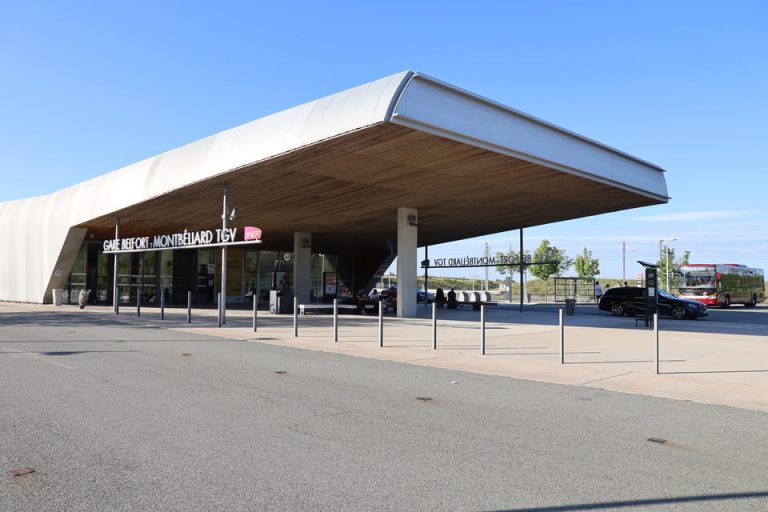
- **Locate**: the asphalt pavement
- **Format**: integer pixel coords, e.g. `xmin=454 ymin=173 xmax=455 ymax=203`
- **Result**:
xmin=1 ymin=311 xmax=767 ymax=511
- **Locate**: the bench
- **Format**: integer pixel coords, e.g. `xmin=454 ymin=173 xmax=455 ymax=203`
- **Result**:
xmin=298 ymin=303 xmax=379 ymax=315
xmin=451 ymin=291 xmax=495 ymax=310
xmin=634 ymin=313 xmax=655 ymax=327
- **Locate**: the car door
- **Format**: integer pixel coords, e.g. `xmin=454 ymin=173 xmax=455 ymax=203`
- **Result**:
xmin=624 ymin=288 xmax=644 ymax=315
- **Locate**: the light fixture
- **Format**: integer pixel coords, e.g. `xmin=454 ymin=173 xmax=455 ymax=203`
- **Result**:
xmin=228 ymin=207 xmax=238 ymax=221
xmin=407 ymin=214 xmax=417 ymax=227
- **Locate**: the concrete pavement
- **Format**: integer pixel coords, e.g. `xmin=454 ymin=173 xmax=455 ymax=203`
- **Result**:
xmin=1 ymin=306 xmax=767 ymax=511
xmin=3 ymin=302 xmax=767 ymax=412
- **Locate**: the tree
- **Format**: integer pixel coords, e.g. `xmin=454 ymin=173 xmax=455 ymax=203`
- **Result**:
xmin=573 ymin=248 xmax=600 ymax=278
xmin=494 ymin=247 xmax=530 ymax=277
xmin=656 ymin=248 xmax=691 ymax=289
xmin=530 ymin=240 xmax=571 ymax=281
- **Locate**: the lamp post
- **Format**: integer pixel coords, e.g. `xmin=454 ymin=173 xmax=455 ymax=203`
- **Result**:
xmin=220 ymin=184 xmax=238 ymax=326
xmin=658 ymin=238 xmax=676 ymax=291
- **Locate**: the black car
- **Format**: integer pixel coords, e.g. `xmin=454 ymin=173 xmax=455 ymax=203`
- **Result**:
xmin=598 ymin=287 xmax=708 ymax=320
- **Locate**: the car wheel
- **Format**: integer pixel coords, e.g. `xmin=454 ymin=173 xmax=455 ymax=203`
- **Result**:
xmin=671 ymin=305 xmax=686 ymax=320
xmin=723 ymin=295 xmax=731 ymax=308
xmin=610 ymin=303 xmax=624 ymax=316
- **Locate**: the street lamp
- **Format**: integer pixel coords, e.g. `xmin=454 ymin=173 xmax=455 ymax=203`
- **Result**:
xmin=220 ymin=184 xmax=238 ymax=326
xmin=658 ymin=238 xmax=676 ymax=291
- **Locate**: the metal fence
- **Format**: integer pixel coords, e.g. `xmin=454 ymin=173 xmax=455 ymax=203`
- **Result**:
xmin=554 ymin=277 xmax=595 ymax=302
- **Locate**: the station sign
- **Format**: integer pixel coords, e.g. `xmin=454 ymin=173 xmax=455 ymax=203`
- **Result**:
xmin=424 ymin=254 xmax=532 ymax=268
xmin=102 ymin=226 xmax=263 ymax=253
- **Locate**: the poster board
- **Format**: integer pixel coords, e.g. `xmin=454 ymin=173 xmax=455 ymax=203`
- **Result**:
xmin=323 ymin=272 xmax=338 ymax=298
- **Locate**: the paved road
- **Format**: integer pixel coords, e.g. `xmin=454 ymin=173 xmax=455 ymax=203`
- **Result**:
xmin=1 ymin=312 xmax=767 ymax=511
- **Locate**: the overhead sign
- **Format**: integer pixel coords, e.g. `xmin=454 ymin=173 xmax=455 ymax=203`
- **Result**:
xmin=102 ymin=227 xmax=263 ymax=254
xmin=423 ymin=254 xmax=536 ymax=268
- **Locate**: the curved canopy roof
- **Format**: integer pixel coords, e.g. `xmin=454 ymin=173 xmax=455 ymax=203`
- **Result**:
xmin=0 ymin=70 xmax=668 ymax=303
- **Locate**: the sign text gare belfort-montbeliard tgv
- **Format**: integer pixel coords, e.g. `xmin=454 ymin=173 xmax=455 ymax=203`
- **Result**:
xmin=102 ymin=226 xmax=262 ymax=252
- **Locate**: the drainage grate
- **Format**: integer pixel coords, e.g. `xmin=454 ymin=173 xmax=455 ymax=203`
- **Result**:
xmin=647 ymin=437 xmax=667 ymax=444
xmin=7 ymin=467 xmax=35 ymax=477
xmin=416 ymin=397 xmax=432 ymax=402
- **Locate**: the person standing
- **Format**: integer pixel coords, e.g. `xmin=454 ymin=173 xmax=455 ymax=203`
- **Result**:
xmin=594 ymin=281 xmax=603 ymax=302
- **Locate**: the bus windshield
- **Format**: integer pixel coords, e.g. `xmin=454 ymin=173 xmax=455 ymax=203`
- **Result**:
xmin=681 ymin=271 xmax=715 ymax=288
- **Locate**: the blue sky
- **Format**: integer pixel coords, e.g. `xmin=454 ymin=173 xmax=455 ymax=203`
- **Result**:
xmin=1 ymin=1 xmax=766 ymax=279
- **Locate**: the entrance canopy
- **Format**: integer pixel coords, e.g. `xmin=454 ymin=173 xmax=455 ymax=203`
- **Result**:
xmin=0 ymin=71 xmax=668 ymax=303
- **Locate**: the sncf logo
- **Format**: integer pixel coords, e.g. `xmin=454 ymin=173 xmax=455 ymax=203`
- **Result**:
xmin=244 ymin=226 xmax=262 ymax=241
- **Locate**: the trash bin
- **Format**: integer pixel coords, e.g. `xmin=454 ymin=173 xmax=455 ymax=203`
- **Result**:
xmin=565 ymin=298 xmax=576 ymax=316
xmin=52 ymin=289 xmax=63 ymax=306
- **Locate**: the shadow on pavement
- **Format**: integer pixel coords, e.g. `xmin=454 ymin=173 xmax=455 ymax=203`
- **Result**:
xmin=491 ymin=489 xmax=768 ymax=511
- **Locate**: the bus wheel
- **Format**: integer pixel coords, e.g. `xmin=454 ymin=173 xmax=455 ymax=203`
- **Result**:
xmin=747 ymin=294 xmax=757 ymax=307
xmin=723 ymin=295 xmax=731 ymax=308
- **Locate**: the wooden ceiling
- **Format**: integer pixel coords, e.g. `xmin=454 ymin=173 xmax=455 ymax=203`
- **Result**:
xmin=79 ymin=123 xmax=659 ymax=254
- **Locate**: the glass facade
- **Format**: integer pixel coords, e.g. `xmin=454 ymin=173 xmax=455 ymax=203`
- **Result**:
xmin=65 ymin=242 xmax=356 ymax=307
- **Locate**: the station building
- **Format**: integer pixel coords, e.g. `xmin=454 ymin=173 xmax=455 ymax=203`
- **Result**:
xmin=0 ymin=71 xmax=669 ymax=316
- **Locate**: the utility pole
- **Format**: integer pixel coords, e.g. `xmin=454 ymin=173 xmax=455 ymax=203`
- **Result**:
xmin=622 ymin=241 xmax=626 ymax=282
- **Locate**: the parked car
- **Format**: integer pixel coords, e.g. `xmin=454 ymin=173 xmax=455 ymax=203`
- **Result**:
xmin=598 ymin=287 xmax=708 ymax=320
xmin=417 ymin=291 xmax=435 ymax=304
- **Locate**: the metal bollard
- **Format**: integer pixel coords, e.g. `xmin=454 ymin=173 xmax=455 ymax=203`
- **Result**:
xmin=378 ymin=302 xmax=384 ymax=348
xmin=293 ymin=297 xmax=298 ymax=337
xmin=253 ymin=293 xmax=259 ymax=332
xmin=432 ymin=302 xmax=437 ymax=350
xmin=654 ymin=313 xmax=659 ymax=374
xmin=559 ymin=309 xmax=564 ymax=364
xmin=187 ymin=291 xmax=192 ymax=324
xmin=480 ymin=304 xmax=486 ymax=355
xmin=217 ymin=292 xmax=222 ymax=328
xmin=137 ymin=292 xmax=141 ymax=318
xmin=333 ymin=299 xmax=338 ymax=342
xmin=160 ymin=291 xmax=165 ymax=320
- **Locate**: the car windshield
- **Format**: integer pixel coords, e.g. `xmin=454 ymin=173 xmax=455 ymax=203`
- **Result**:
xmin=658 ymin=289 xmax=676 ymax=299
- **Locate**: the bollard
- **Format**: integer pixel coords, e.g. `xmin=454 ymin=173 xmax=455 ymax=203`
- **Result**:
xmin=160 ymin=290 xmax=165 ymax=320
xmin=432 ymin=302 xmax=437 ymax=350
xmin=187 ymin=291 xmax=192 ymax=324
xmin=252 ymin=294 xmax=257 ymax=332
xmin=654 ymin=313 xmax=659 ymax=374
xmin=137 ymin=292 xmax=141 ymax=318
xmin=480 ymin=304 xmax=486 ymax=355
xmin=217 ymin=292 xmax=222 ymax=328
xmin=333 ymin=299 xmax=338 ymax=342
xmin=378 ymin=302 xmax=384 ymax=348
xmin=559 ymin=309 xmax=564 ymax=364
xmin=293 ymin=297 xmax=298 ymax=337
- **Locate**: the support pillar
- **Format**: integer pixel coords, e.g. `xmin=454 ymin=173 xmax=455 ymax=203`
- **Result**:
xmin=397 ymin=207 xmax=418 ymax=318
xmin=293 ymin=232 xmax=312 ymax=305
xmin=519 ymin=228 xmax=524 ymax=313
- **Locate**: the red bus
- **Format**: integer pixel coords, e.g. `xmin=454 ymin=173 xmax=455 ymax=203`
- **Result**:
xmin=678 ymin=264 xmax=765 ymax=307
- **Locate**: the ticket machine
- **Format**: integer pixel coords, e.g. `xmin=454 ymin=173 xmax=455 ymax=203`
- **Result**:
xmin=638 ymin=260 xmax=659 ymax=327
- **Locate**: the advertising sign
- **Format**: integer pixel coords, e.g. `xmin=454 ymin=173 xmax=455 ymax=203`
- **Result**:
xmin=323 ymin=272 xmax=338 ymax=298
